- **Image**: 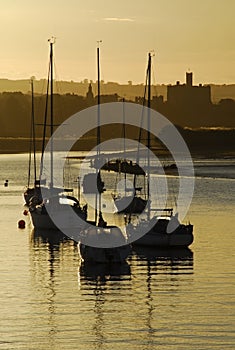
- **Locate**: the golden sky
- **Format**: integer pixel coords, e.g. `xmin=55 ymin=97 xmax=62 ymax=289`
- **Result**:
xmin=0 ymin=0 xmax=234 ymax=84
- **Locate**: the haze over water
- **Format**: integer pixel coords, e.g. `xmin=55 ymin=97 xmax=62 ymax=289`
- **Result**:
xmin=0 ymin=154 xmax=234 ymax=349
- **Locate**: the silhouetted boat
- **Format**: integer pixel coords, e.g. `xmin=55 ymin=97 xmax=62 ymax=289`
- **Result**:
xmin=30 ymin=193 xmax=88 ymax=230
xmin=130 ymin=210 xmax=194 ymax=247
xmin=79 ymin=224 xmax=131 ymax=263
xmin=128 ymin=53 xmax=194 ymax=247
xmin=78 ymin=43 xmax=131 ymax=262
xmin=29 ymin=39 xmax=87 ymax=231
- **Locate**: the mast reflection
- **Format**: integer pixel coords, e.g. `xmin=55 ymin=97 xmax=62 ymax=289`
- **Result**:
xmin=131 ymin=246 xmax=194 ymax=348
xmin=29 ymin=228 xmax=79 ymax=348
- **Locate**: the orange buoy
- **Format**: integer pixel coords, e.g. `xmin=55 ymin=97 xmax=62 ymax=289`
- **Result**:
xmin=18 ymin=220 xmax=25 ymax=229
xmin=23 ymin=209 xmax=28 ymax=216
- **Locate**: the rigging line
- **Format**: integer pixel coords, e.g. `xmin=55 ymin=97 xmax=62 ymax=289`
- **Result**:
xmin=114 ymin=99 xmax=126 ymax=197
xmin=28 ymin=88 xmax=33 ymax=188
xmin=113 ymin=160 xmax=121 ymax=197
xmin=132 ymin=61 xmax=148 ymax=194
xmin=99 ymin=68 xmax=106 ymax=96
xmin=40 ymin=60 xmax=50 ymax=181
xmin=31 ymin=79 xmax=37 ymax=183
xmin=54 ymin=61 xmax=63 ymax=95
xmin=127 ymin=58 xmax=149 ymax=223
xmin=151 ymin=57 xmax=158 ymax=97
xmin=28 ymin=78 xmax=37 ymax=187
xmin=39 ymin=74 xmax=47 ymax=95
xmin=122 ymin=99 xmax=127 ymax=196
xmin=34 ymin=55 xmax=52 ymax=120
xmin=35 ymin=77 xmax=48 ymax=134
xmin=98 ymin=45 xmax=106 ymax=96
xmin=137 ymin=63 xmax=149 ymax=157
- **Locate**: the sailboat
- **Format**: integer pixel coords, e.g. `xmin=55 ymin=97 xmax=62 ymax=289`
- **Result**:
xmin=29 ymin=39 xmax=87 ymax=231
xmin=79 ymin=43 xmax=131 ymax=263
xmin=128 ymin=53 xmax=194 ymax=247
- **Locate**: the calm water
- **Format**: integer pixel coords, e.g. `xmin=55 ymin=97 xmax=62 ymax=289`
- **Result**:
xmin=0 ymin=154 xmax=234 ymax=349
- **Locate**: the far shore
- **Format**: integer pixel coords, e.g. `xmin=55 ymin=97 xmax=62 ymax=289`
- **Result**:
xmin=0 ymin=139 xmax=235 ymax=159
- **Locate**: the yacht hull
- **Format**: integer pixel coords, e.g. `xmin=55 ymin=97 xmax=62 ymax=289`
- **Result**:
xmin=29 ymin=206 xmax=87 ymax=232
xmin=131 ymin=224 xmax=194 ymax=247
xmin=79 ymin=225 xmax=131 ymax=263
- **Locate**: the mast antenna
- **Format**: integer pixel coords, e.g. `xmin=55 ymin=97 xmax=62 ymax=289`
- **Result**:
xmin=97 ymin=40 xmax=102 ymax=48
xmin=48 ymin=36 xmax=56 ymax=44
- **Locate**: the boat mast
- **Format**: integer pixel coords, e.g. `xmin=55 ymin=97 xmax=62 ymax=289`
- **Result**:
xmin=147 ymin=52 xmax=151 ymax=221
xmin=97 ymin=42 xmax=101 ymax=151
xmin=95 ymin=40 xmax=102 ymax=225
xmin=49 ymin=38 xmax=54 ymax=189
xmin=122 ymin=99 xmax=127 ymax=197
xmin=31 ymin=78 xmax=37 ymax=185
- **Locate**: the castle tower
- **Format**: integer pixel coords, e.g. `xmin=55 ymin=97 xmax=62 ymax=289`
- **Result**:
xmin=186 ymin=72 xmax=193 ymax=86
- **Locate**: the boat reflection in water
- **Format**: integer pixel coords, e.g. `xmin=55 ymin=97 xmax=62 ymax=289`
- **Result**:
xmin=133 ymin=245 xmax=194 ymax=263
xmin=79 ymin=261 xmax=131 ymax=283
xmin=78 ymin=244 xmax=194 ymax=349
xmin=131 ymin=246 xmax=193 ymax=348
xmin=29 ymin=227 xmax=194 ymax=350
xmin=78 ymin=260 xmax=132 ymax=350
xmin=31 ymin=227 xmax=71 ymax=245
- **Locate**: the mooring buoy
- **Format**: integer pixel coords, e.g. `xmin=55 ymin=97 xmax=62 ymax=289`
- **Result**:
xmin=18 ymin=220 xmax=25 ymax=229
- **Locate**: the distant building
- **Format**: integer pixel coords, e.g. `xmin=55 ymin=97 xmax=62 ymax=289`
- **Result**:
xmin=167 ymin=72 xmax=211 ymax=109
xmin=86 ymin=83 xmax=94 ymax=103
xmin=95 ymin=93 xmax=119 ymax=104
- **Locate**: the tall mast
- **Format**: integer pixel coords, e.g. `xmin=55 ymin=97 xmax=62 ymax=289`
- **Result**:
xmin=122 ymin=99 xmax=127 ymax=196
xmin=147 ymin=52 xmax=151 ymax=220
xmin=49 ymin=38 xmax=54 ymax=188
xmin=97 ymin=41 xmax=102 ymax=155
xmin=95 ymin=40 xmax=102 ymax=225
xmin=147 ymin=53 xmax=151 ymax=148
xmin=31 ymin=78 xmax=37 ymax=184
xmin=50 ymin=41 xmax=54 ymax=138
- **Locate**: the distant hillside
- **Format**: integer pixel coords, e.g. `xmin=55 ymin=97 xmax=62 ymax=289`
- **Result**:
xmin=0 ymin=78 xmax=234 ymax=102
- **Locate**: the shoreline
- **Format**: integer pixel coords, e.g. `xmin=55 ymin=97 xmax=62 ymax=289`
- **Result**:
xmin=0 ymin=147 xmax=235 ymax=159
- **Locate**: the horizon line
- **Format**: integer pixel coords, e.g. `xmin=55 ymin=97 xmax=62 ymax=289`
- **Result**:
xmin=0 ymin=77 xmax=234 ymax=86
